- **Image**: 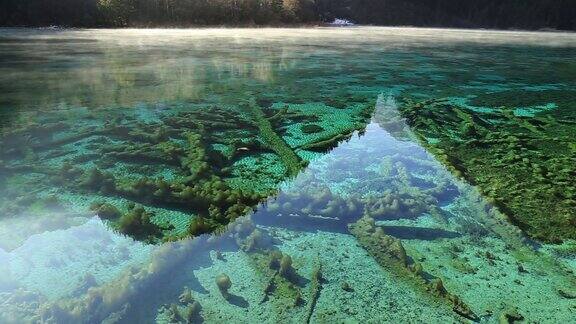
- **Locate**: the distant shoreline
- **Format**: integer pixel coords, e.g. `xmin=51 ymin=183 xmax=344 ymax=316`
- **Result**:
xmin=1 ymin=25 xmax=575 ymax=34
xmin=3 ymin=1 xmax=574 ymax=32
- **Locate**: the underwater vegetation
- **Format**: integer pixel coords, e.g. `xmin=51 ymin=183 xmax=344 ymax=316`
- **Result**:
xmin=0 ymin=215 xmax=332 ymax=323
xmin=2 ymin=105 xmax=576 ymax=323
xmin=397 ymin=95 xmax=576 ymax=243
xmin=0 ymin=97 xmax=374 ymax=242
xmin=348 ymin=215 xmax=478 ymax=321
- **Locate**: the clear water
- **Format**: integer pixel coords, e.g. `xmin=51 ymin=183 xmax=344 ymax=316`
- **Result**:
xmin=0 ymin=28 xmax=575 ymax=323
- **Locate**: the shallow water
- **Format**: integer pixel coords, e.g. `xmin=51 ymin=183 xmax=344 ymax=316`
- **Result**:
xmin=0 ymin=27 xmax=575 ymax=323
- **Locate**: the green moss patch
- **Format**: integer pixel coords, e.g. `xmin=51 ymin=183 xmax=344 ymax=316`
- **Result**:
xmin=398 ymin=97 xmax=576 ymax=242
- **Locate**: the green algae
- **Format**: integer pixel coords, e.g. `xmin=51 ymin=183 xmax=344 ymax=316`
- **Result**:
xmin=348 ymin=216 xmax=478 ymax=321
xmin=3 ymin=119 xmax=576 ymax=323
xmin=240 ymin=97 xmax=305 ymax=177
xmin=397 ymin=96 xmax=576 ymax=242
xmin=0 ymin=99 xmax=372 ymax=242
xmin=469 ymin=89 xmax=576 ymax=112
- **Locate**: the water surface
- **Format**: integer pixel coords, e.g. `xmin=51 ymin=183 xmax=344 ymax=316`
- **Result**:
xmin=0 ymin=27 xmax=575 ymax=323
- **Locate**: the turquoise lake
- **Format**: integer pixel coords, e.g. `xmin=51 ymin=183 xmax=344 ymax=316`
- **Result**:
xmin=0 ymin=27 xmax=575 ymax=323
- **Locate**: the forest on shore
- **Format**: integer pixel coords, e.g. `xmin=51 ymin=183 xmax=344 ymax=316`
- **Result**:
xmin=1 ymin=0 xmax=575 ymax=31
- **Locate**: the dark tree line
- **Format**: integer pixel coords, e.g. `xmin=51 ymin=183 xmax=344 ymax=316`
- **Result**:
xmin=0 ymin=0 xmax=318 ymax=27
xmin=326 ymin=0 xmax=576 ymax=31
xmin=1 ymin=0 xmax=575 ymax=30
